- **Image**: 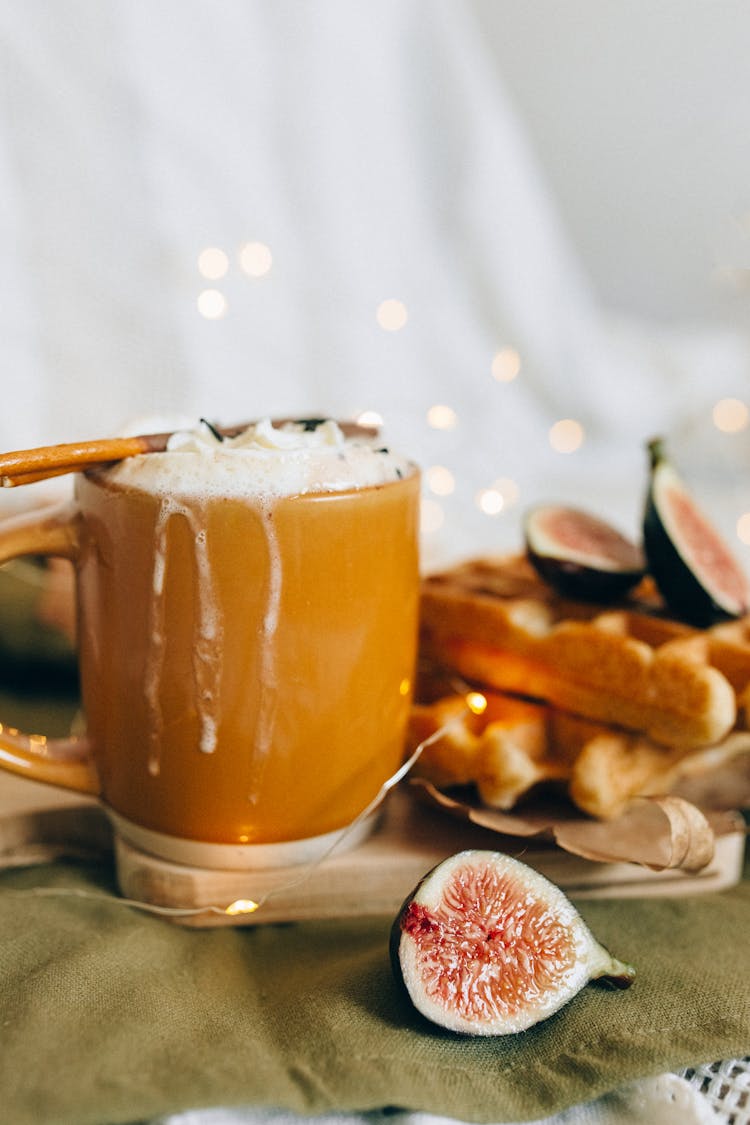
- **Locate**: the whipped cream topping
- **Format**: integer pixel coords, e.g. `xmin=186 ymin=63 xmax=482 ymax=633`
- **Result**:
xmin=104 ymin=418 xmax=414 ymax=498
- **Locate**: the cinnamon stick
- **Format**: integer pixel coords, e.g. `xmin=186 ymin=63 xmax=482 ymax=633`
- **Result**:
xmin=0 ymin=434 xmax=169 ymax=487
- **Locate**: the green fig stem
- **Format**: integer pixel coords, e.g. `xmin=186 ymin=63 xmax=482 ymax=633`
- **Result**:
xmin=647 ymin=437 xmax=667 ymax=470
xmin=598 ymin=959 xmax=637 ymax=990
xmin=590 ymin=943 xmax=637 ymax=989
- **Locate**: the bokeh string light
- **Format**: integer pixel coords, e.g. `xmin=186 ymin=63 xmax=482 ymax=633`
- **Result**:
xmin=197 ymin=289 xmax=228 ymax=320
xmin=476 ymin=487 xmax=504 ymax=516
xmin=737 ymin=513 xmax=750 ymax=546
xmin=425 ymin=465 xmax=455 ymax=496
xmin=713 ymin=398 xmax=749 ymax=434
xmin=239 ymin=241 xmax=273 ymax=278
xmin=491 ymin=347 xmax=521 ymax=383
xmin=197 ymin=247 xmax=229 ymax=281
xmin=376 ymin=299 xmax=408 ymax=331
xmin=549 ymin=418 xmax=584 ymax=453
xmin=427 ymin=404 xmax=458 ymax=431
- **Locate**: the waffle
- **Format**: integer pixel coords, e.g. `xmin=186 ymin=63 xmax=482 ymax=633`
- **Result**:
xmin=408 ymin=687 xmax=750 ymax=819
xmin=419 ymin=554 xmax=750 ymax=750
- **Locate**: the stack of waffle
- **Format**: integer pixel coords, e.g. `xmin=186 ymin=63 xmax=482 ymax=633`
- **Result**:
xmin=411 ymin=554 xmax=750 ymax=819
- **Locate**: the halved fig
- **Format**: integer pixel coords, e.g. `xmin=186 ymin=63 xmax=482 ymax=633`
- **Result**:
xmin=525 ymin=504 xmax=645 ymax=601
xmin=391 ymin=850 xmax=634 ymax=1036
xmin=644 ymin=438 xmax=750 ymax=626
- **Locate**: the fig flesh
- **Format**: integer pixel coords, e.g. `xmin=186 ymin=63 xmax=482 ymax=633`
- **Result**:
xmin=391 ymin=850 xmax=634 ymax=1036
xmin=525 ymin=504 xmax=645 ymax=601
xmin=644 ymin=438 xmax=750 ymax=626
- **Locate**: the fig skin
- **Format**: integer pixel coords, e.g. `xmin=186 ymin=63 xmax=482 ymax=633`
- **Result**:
xmin=524 ymin=504 xmax=645 ymax=602
xmin=643 ymin=438 xmax=750 ymax=627
xmin=391 ymin=850 xmax=634 ymax=1037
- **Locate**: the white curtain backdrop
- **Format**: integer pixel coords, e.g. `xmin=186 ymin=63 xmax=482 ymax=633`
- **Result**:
xmin=0 ymin=0 xmax=748 ymax=558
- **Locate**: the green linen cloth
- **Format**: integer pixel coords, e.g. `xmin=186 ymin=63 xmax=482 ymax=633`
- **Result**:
xmin=0 ymin=839 xmax=748 ymax=1125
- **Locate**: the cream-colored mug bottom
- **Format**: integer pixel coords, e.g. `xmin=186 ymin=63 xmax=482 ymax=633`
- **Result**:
xmin=105 ymin=807 xmax=379 ymax=871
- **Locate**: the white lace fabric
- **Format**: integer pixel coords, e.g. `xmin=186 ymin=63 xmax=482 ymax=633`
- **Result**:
xmin=681 ymin=1059 xmax=750 ymax=1125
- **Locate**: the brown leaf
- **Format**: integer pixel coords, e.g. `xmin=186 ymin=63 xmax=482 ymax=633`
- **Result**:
xmin=409 ymin=777 xmax=745 ymax=873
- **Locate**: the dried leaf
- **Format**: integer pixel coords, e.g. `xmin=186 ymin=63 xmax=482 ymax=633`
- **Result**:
xmin=410 ymin=777 xmax=746 ymax=874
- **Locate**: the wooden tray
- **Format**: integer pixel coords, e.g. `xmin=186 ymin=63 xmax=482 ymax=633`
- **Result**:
xmin=0 ymin=776 xmax=744 ymax=927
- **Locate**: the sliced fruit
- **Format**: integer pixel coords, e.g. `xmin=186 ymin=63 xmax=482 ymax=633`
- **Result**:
xmin=525 ymin=504 xmax=645 ymax=601
xmin=391 ymin=850 xmax=634 ymax=1036
xmin=643 ymin=438 xmax=750 ymax=626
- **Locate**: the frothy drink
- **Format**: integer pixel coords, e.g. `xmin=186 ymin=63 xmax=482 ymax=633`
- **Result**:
xmin=75 ymin=419 xmax=420 ymax=851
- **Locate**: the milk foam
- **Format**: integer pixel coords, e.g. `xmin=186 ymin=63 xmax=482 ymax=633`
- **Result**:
xmin=104 ymin=418 xmax=413 ymax=497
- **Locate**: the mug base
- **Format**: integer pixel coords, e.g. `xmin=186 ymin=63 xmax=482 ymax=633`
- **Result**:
xmin=106 ymin=808 xmax=379 ymax=871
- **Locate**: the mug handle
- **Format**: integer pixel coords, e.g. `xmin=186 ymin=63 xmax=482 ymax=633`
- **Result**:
xmin=0 ymin=502 xmax=99 ymax=795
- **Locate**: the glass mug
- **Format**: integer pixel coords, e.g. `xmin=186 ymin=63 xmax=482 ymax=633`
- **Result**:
xmin=0 ymin=448 xmax=420 ymax=868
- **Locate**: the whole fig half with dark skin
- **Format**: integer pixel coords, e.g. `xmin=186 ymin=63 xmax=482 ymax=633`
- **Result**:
xmin=524 ymin=504 xmax=645 ymax=601
xmin=391 ymin=850 xmax=635 ymax=1036
xmin=643 ymin=438 xmax=750 ymax=626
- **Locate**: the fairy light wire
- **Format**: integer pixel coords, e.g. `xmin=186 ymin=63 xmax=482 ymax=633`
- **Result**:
xmin=3 ymin=885 xmax=237 ymax=918
xmin=2 ymin=706 xmax=474 ymax=922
